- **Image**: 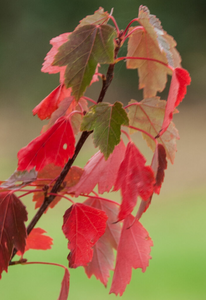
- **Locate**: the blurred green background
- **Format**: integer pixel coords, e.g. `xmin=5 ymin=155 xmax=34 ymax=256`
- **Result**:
xmin=0 ymin=0 xmax=206 ymax=299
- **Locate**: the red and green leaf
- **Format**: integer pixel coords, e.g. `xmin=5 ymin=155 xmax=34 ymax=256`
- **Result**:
xmin=81 ymin=102 xmax=128 ymax=159
xmin=53 ymin=24 xmax=117 ymax=100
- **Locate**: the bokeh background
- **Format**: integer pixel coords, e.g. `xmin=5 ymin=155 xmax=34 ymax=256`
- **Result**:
xmin=0 ymin=0 xmax=206 ymax=299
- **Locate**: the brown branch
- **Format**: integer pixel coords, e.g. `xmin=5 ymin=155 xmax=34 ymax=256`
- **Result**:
xmin=10 ymin=34 xmax=122 ymax=263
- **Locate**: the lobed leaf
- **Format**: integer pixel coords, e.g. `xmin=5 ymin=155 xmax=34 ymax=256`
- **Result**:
xmin=81 ymin=102 xmax=128 ymax=159
xmin=110 ymin=214 xmax=153 ymax=295
xmin=62 ymin=203 xmax=108 ymax=268
xmin=16 ymin=228 xmax=53 ymax=255
xmin=127 ymin=6 xmax=181 ymax=98
xmin=53 ymin=24 xmax=116 ymax=100
xmin=17 ymin=116 xmax=75 ymax=171
xmin=0 ymin=192 xmax=27 ymax=278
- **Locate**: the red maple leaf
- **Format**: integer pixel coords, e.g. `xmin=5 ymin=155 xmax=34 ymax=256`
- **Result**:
xmin=68 ymin=140 xmax=126 ymax=196
xmin=110 ymin=214 xmax=153 ymax=296
xmin=0 ymin=192 xmax=27 ymax=278
xmin=57 ymin=268 xmax=70 ymax=300
xmin=62 ymin=203 xmax=108 ymax=268
xmin=16 ymin=228 xmax=53 ymax=256
xmin=32 ymin=164 xmax=83 ymax=210
xmin=83 ymin=198 xmax=121 ymax=286
xmin=158 ymin=68 xmax=191 ymax=136
xmin=17 ymin=116 xmax=75 ymax=171
xmin=114 ymin=142 xmax=155 ymax=221
xmin=33 ymin=84 xmax=72 ymax=120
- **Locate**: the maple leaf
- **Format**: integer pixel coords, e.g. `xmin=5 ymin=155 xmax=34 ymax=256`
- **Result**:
xmin=57 ymin=268 xmax=70 ymax=300
xmin=81 ymin=102 xmax=128 ymax=159
xmin=16 ymin=228 xmax=53 ymax=256
xmin=127 ymin=98 xmax=179 ymax=164
xmin=53 ymin=24 xmax=116 ymax=100
xmin=76 ymin=7 xmax=109 ymax=28
xmin=158 ymin=68 xmax=191 ymax=136
xmin=33 ymin=164 xmax=83 ymax=209
xmin=114 ymin=141 xmax=155 ymax=221
xmin=33 ymin=84 xmax=72 ymax=120
xmin=110 ymin=214 xmax=153 ymax=296
xmin=68 ymin=140 xmax=126 ymax=196
xmin=126 ymin=6 xmax=181 ymax=98
xmin=0 ymin=169 xmax=37 ymax=190
xmin=0 ymin=192 xmax=27 ymax=278
xmin=17 ymin=116 xmax=75 ymax=172
xmin=83 ymin=198 xmax=121 ymax=286
xmin=62 ymin=203 xmax=108 ymax=268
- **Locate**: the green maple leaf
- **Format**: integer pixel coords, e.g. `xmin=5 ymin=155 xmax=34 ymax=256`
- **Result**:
xmin=53 ymin=24 xmax=116 ymax=100
xmin=81 ymin=102 xmax=129 ymax=159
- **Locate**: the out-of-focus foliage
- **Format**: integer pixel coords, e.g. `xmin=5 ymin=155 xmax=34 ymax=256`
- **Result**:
xmin=0 ymin=0 xmax=205 ymax=107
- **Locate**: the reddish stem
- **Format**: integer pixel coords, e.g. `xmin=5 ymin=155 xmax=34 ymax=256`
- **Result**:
xmin=128 ymin=125 xmax=158 ymax=145
xmin=123 ymin=18 xmax=140 ymax=37
xmin=116 ymin=56 xmax=174 ymax=72
xmin=122 ymin=26 xmax=144 ymax=43
xmin=83 ymin=96 xmax=97 ymax=105
xmin=76 ymin=193 xmax=120 ymax=206
xmin=48 ymin=192 xmax=74 ymax=204
xmin=108 ymin=15 xmax=120 ymax=35
xmin=121 ymin=129 xmax=131 ymax=142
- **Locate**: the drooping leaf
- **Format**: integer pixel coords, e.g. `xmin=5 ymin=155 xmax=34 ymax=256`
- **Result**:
xmin=53 ymin=24 xmax=116 ymax=100
xmin=0 ymin=192 xmax=27 ymax=278
xmin=16 ymin=228 xmax=53 ymax=255
xmin=0 ymin=169 xmax=37 ymax=190
xmin=83 ymin=198 xmax=121 ymax=286
xmin=62 ymin=203 xmax=108 ymax=268
xmin=33 ymin=85 xmax=72 ymax=120
xmin=114 ymin=142 xmax=155 ymax=221
xmin=68 ymin=140 xmax=126 ymax=196
xmin=151 ymin=143 xmax=167 ymax=194
xmin=110 ymin=214 xmax=153 ymax=296
xmin=17 ymin=116 xmax=75 ymax=171
xmin=81 ymin=102 xmax=128 ymax=159
xmin=136 ymin=143 xmax=167 ymax=220
xmin=127 ymin=6 xmax=181 ymax=98
xmin=127 ymin=98 xmax=179 ymax=164
xmin=33 ymin=164 xmax=83 ymax=209
xmin=76 ymin=7 xmax=109 ymax=28
xmin=158 ymin=68 xmax=191 ymax=136
xmin=57 ymin=268 xmax=70 ymax=300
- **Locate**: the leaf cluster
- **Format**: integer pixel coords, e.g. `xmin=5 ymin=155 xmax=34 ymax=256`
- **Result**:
xmin=0 ymin=6 xmax=190 ymax=299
